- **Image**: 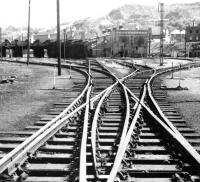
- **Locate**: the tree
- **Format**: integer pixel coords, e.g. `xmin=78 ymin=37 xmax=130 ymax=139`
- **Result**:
xmin=109 ymin=9 xmax=123 ymax=20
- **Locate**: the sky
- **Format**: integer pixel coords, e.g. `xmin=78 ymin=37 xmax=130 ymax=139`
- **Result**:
xmin=0 ymin=0 xmax=199 ymax=29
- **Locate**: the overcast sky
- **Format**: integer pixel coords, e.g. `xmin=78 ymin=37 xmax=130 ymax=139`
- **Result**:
xmin=0 ymin=0 xmax=198 ymax=28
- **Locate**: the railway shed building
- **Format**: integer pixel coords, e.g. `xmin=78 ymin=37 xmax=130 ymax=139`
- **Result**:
xmin=93 ymin=28 xmax=151 ymax=57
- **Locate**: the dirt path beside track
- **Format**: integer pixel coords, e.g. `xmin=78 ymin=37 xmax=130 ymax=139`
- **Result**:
xmin=0 ymin=62 xmax=73 ymax=131
xmin=163 ymin=67 xmax=200 ymax=134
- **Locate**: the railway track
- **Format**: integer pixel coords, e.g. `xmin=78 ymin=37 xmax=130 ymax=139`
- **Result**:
xmin=99 ymin=60 xmax=200 ymax=181
xmin=0 ymin=64 xmax=91 ymax=181
xmin=0 ymin=58 xmax=200 ymax=182
xmin=0 ymin=59 xmax=123 ymax=181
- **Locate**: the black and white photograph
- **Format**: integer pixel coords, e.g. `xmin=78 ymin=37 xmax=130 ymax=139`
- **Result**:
xmin=0 ymin=0 xmax=200 ymax=181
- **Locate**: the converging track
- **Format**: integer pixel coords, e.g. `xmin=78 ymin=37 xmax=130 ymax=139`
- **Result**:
xmin=0 ymin=58 xmax=200 ymax=182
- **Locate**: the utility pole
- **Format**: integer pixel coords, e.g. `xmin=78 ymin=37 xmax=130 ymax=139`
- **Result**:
xmin=22 ymin=33 xmax=23 ymax=57
xmin=63 ymin=29 xmax=66 ymax=62
xmin=158 ymin=2 xmax=164 ymax=66
xmin=178 ymin=64 xmax=181 ymax=88
xmin=185 ymin=28 xmax=187 ymax=58
xmin=27 ymin=0 xmax=31 ymax=65
xmin=96 ymin=37 xmax=98 ymax=57
xmin=171 ymin=62 xmax=174 ymax=79
xmin=148 ymin=28 xmax=151 ymax=57
xmin=0 ymin=27 xmax=2 ymax=61
xmin=57 ymin=0 xmax=61 ymax=76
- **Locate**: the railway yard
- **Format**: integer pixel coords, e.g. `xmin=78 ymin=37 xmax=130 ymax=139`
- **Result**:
xmin=0 ymin=57 xmax=198 ymax=181
xmin=1 ymin=0 xmax=200 ymax=181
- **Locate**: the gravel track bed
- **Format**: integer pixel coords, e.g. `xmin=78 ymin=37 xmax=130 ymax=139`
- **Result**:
xmin=163 ymin=67 xmax=200 ymax=134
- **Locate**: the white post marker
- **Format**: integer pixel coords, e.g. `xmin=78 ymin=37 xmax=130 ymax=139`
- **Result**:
xmin=53 ymin=66 xmax=56 ymax=89
xmin=132 ymin=59 xmax=134 ymax=69
xmin=178 ymin=64 xmax=181 ymax=88
xmin=171 ymin=62 xmax=174 ymax=79
xmin=69 ymin=59 xmax=72 ymax=79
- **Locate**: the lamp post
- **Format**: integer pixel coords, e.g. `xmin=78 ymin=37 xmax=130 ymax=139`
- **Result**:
xmin=57 ymin=0 xmax=61 ymax=76
xmin=27 ymin=0 xmax=31 ymax=65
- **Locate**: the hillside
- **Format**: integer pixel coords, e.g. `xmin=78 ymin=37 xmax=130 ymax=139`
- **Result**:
xmin=108 ymin=2 xmax=200 ymax=31
xmin=2 ymin=2 xmax=200 ymax=41
xmin=67 ymin=2 xmax=200 ymax=39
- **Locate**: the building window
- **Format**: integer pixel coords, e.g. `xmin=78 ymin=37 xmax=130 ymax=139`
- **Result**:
xmin=196 ymin=30 xmax=199 ymax=34
xmin=190 ymin=36 xmax=192 ymax=41
xmin=190 ymin=30 xmax=192 ymax=33
xmin=196 ymin=36 xmax=199 ymax=41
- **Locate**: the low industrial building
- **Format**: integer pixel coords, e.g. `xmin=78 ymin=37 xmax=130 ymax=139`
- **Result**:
xmin=93 ymin=29 xmax=151 ymax=58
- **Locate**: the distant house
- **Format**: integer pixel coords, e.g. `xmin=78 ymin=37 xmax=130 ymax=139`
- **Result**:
xmin=170 ymin=30 xmax=185 ymax=42
xmin=186 ymin=25 xmax=200 ymax=57
xmin=34 ymin=30 xmax=68 ymax=42
xmin=34 ymin=32 xmax=50 ymax=43
xmin=151 ymin=27 xmax=169 ymax=43
xmin=186 ymin=25 xmax=200 ymax=42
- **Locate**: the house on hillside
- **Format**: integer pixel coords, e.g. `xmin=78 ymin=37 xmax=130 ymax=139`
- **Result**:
xmin=186 ymin=24 xmax=200 ymax=57
xmin=33 ymin=30 xmax=68 ymax=43
xmin=186 ymin=24 xmax=200 ymax=42
xmin=34 ymin=32 xmax=50 ymax=43
xmin=151 ymin=27 xmax=170 ymax=43
xmin=170 ymin=30 xmax=185 ymax=43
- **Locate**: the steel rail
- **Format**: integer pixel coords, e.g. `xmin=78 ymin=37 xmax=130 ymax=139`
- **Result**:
xmin=79 ymin=86 xmax=92 ymax=182
xmin=110 ymin=58 xmax=137 ymax=70
xmin=87 ymin=59 xmax=137 ymax=179
xmin=107 ymin=81 xmax=147 ymax=182
xmin=91 ymin=82 xmax=117 ymax=178
xmin=106 ymin=61 xmax=200 ymax=181
xmin=90 ymin=59 xmax=135 ymax=179
xmin=0 ymin=61 xmax=118 ymax=176
xmin=117 ymin=84 xmax=130 ymax=152
xmin=90 ymin=59 xmax=130 ymax=179
xmin=89 ymin=64 xmax=140 ymax=176
xmin=100 ymin=60 xmax=200 ymax=182
xmin=147 ymin=64 xmax=200 ymax=165
xmin=124 ymin=63 xmax=200 ymax=165
xmin=5 ymin=99 xmax=88 ymax=175
xmin=0 ymin=68 xmax=91 ymax=175
xmin=97 ymin=60 xmax=147 ymax=182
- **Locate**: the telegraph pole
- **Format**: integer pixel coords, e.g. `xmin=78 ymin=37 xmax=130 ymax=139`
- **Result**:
xmin=0 ymin=27 xmax=2 ymax=61
xmin=22 ymin=33 xmax=23 ymax=57
xmin=185 ymin=29 xmax=187 ymax=58
xmin=159 ymin=2 xmax=164 ymax=66
xmin=57 ymin=0 xmax=61 ymax=75
xmin=148 ymin=28 xmax=151 ymax=57
xmin=27 ymin=0 xmax=31 ymax=65
xmin=63 ymin=29 xmax=66 ymax=62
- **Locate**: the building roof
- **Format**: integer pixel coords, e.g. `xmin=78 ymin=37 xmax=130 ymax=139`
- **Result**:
xmin=151 ymin=27 xmax=160 ymax=36
xmin=100 ymin=19 xmax=113 ymax=26
xmin=171 ymin=30 xmax=185 ymax=35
